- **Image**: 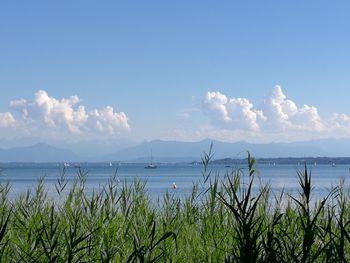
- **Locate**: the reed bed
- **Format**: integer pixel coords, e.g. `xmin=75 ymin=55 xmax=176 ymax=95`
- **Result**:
xmin=0 ymin=151 xmax=350 ymax=262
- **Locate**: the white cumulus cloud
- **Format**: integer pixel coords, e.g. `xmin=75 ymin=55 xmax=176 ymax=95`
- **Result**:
xmin=261 ymin=85 xmax=326 ymax=132
xmin=203 ymin=91 xmax=266 ymax=131
xmin=328 ymin=113 xmax=350 ymax=137
xmin=202 ymin=85 xmax=350 ymax=141
xmin=0 ymin=90 xmax=129 ymax=138
xmin=89 ymin=106 xmax=129 ymax=135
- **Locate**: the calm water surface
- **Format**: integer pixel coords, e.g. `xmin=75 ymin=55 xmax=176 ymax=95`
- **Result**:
xmin=0 ymin=163 xmax=349 ymax=200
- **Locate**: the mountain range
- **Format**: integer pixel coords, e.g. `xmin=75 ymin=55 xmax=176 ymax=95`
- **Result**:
xmin=1 ymin=138 xmax=350 ymax=162
xmin=0 ymin=143 xmax=78 ymax=162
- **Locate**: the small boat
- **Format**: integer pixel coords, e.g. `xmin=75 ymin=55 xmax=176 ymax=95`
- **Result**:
xmin=144 ymin=149 xmax=157 ymax=169
xmin=332 ymin=163 xmax=336 ymax=167
xmin=144 ymin=163 xmax=157 ymax=169
xmin=63 ymin=162 xmax=70 ymax=167
xmin=109 ymin=162 xmax=112 ymax=167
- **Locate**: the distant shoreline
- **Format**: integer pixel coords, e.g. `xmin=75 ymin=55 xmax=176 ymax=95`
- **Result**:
xmin=212 ymin=156 xmax=350 ymax=165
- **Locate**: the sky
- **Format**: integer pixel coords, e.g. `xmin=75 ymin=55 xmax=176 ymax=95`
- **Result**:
xmin=1 ymin=1 xmax=350 ymax=146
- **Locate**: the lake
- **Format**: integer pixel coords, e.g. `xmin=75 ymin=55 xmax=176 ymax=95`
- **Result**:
xmin=0 ymin=162 xmax=349 ymax=200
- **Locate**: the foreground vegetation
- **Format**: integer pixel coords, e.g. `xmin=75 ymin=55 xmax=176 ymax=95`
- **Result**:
xmin=1 ymin=151 xmax=350 ymax=262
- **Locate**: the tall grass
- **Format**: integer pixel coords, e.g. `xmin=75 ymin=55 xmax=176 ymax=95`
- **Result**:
xmin=0 ymin=152 xmax=350 ymax=262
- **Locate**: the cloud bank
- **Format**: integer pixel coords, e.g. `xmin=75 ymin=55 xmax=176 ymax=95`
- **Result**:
xmin=2 ymin=86 xmax=349 ymax=143
xmin=0 ymin=90 xmax=129 ymax=138
xmin=202 ymin=85 xmax=350 ymax=142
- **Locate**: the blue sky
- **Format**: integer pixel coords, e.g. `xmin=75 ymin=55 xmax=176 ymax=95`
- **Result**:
xmin=1 ymin=1 xmax=350 ymax=144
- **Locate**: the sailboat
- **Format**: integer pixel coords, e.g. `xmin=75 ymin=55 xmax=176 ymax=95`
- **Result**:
xmin=144 ymin=149 xmax=157 ymax=169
